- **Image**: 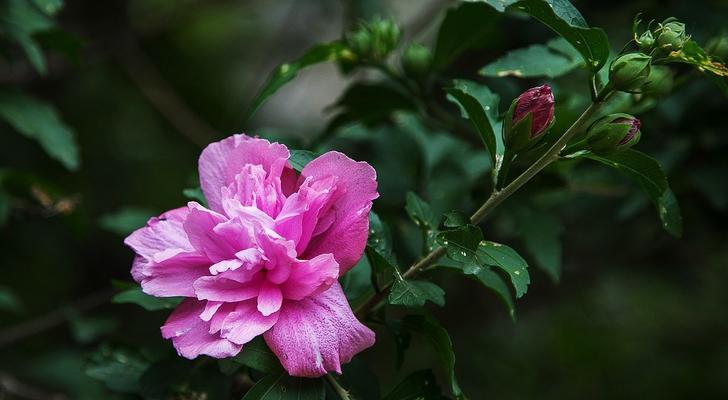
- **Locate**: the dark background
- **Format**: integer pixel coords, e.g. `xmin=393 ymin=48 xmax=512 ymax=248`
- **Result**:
xmin=1 ymin=0 xmax=727 ymax=398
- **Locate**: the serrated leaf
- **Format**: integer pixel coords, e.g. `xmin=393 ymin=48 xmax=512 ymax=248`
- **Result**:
xmin=403 ymin=314 xmax=463 ymax=399
xmin=241 ymin=373 xmax=325 ymax=400
xmin=477 ymin=0 xmax=610 ymax=71
xmin=99 ymin=207 xmax=154 ymax=236
xmin=389 ymin=279 xmax=445 ymax=308
xmin=667 ymin=40 xmax=728 ymax=77
xmin=446 ymin=80 xmax=498 ymax=165
xmin=288 ymin=149 xmax=317 ymax=172
xmin=432 ymin=2 xmax=500 ymax=70
xmin=112 ymin=287 xmax=182 ymax=311
xmin=0 ymin=90 xmax=79 ymax=170
xmin=405 ymin=192 xmax=438 ymax=252
xmin=588 ymin=149 xmax=681 ymax=237
xmin=246 ymin=41 xmax=346 ymax=120
xmin=383 ymin=370 xmax=445 ymax=400
xmin=480 ymin=38 xmax=583 ymax=78
xmin=437 ymin=225 xmax=530 ymax=297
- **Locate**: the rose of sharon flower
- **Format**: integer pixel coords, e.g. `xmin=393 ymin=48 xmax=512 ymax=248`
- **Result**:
xmin=124 ymin=134 xmax=378 ymax=377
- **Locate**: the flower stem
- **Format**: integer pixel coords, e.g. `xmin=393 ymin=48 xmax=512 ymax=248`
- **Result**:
xmin=355 ymin=93 xmax=610 ymax=318
xmin=325 ymin=374 xmax=353 ymax=400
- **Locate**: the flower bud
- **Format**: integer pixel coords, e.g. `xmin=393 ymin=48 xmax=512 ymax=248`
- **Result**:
xmin=586 ymin=113 xmax=642 ymax=154
xmin=642 ymin=65 xmax=674 ymax=97
xmin=609 ymin=53 xmax=652 ymax=91
xmin=402 ymin=43 xmax=432 ymax=79
xmin=345 ymin=17 xmax=400 ymax=62
xmin=503 ymin=84 xmax=555 ymax=152
xmin=656 ymin=20 xmax=687 ymax=52
xmin=636 ymin=31 xmax=655 ymax=52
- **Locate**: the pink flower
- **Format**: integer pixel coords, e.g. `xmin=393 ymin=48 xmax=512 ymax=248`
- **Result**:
xmin=513 ymin=84 xmax=555 ymax=137
xmin=124 ymin=134 xmax=378 ymax=377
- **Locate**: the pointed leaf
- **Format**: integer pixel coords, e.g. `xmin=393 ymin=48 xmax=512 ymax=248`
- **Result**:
xmin=389 ymin=279 xmax=445 ymax=308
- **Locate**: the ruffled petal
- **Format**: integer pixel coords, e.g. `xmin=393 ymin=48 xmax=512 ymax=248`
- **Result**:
xmin=161 ymin=299 xmax=241 ymax=359
xmin=275 ymin=176 xmax=337 ymax=254
xmin=299 ymin=152 xmax=378 ymax=274
xmin=280 ymin=253 xmax=339 ymax=301
xmin=257 ymin=281 xmax=283 ymax=316
xmin=198 ymin=134 xmax=291 ymax=213
xmin=220 ymin=301 xmax=279 ymax=345
xmin=264 ymin=283 xmax=375 ymax=377
xmin=124 ymin=207 xmax=196 ymax=283
xmin=183 ymin=202 xmax=238 ymax=262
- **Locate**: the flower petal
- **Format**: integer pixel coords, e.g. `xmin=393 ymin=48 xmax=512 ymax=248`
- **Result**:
xmin=299 ymin=152 xmax=378 ymax=274
xmin=124 ymin=207 xmax=196 ymax=282
xmin=264 ymin=282 xmax=375 ymax=377
xmin=198 ymin=134 xmax=291 ymax=213
xmin=220 ymin=301 xmax=279 ymax=345
xmin=280 ymin=253 xmax=339 ymax=301
xmin=257 ymin=281 xmax=283 ymax=316
xmin=161 ymin=299 xmax=241 ymax=359
xmin=183 ymin=202 xmax=237 ymax=262
xmin=193 ymin=271 xmax=263 ymax=302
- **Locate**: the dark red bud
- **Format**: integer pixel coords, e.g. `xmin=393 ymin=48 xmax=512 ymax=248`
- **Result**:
xmin=614 ymin=117 xmax=641 ymax=145
xmin=513 ymin=84 xmax=555 ymax=137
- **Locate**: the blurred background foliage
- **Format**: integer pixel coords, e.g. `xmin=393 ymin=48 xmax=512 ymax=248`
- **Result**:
xmin=1 ymin=0 xmax=727 ymax=398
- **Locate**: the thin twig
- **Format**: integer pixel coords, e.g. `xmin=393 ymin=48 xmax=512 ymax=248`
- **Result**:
xmin=355 ymin=92 xmax=610 ymax=318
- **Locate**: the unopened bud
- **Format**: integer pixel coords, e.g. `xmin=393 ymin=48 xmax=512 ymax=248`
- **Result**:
xmin=402 ymin=43 xmax=432 ymax=79
xmin=637 ymin=31 xmax=655 ymax=52
xmin=587 ymin=113 xmax=642 ymax=154
xmin=503 ymin=84 xmax=555 ymax=152
xmin=656 ymin=20 xmax=687 ymax=52
xmin=345 ymin=17 xmax=400 ymax=62
xmin=642 ymin=66 xmax=674 ymax=97
xmin=609 ymin=53 xmax=652 ymax=91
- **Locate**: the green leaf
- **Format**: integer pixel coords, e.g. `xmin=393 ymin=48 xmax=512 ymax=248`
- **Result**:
xmin=383 ymin=370 xmax=445 ymax=400
xmin=403 ymin=314 xmax=463 ymax=398
xmin=368 ymin=211 xmax=393 ymax=257
xmin=667 ymin=40 xmax=728 ymax=77
xmin=477 ymin=0 xmax=610 ymax=71
xmin=0 ymin=90 xmax=79 ymax=170
xmin=0 ymin=0 xmax=56 ymax=74
xmin=389 ymin=278 xmax=445 ymax=308
xmin=246 ymin=41 xmax=346 ymax=119
xmin=85 ymin=345 xmax=149 ymax=394
xmin=588 ymin=149 xmax=682 ymax=237
xmin=432 ymin=2 xmax=500 ymax=70
xmin=228 ymin=337 xmax=282 ymax=374
xmin=405 ymin=192 xmax=438 ymax=252
xmin=443 ymin=210 xmax=469 ymax=228
xmin=446 ymin=80 xmax=498 ymax=165
xmin=437 ymin=225 xmax=530 ymax=297
xmin=112 ymin=287 xmax=182 ymax=311
xmin=182 ymin=186 xmax=207 ymax=205
xmin=473 ymin=268 xmax=516 ymax=320
xmin=288 ymin=149 xmax=317 ymax=172
xmin=479 ymin=37 xmax=583 ymax=78
xmin=658 ymin=188 xmax=683 ymax=238
xmin=515 ymin=207 xmax=563 ymax=282
xmin=99 ymin=207 xmax=154 ymax=236
xmin=241 ymin=373 xmax=325 ymax=400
